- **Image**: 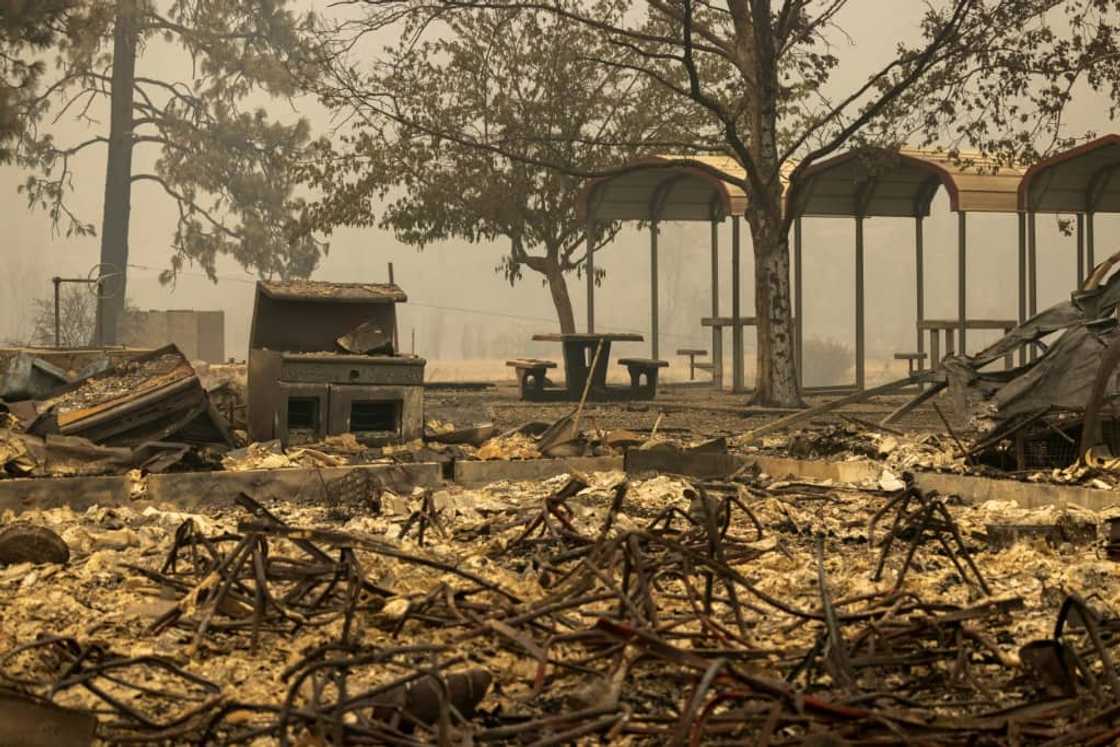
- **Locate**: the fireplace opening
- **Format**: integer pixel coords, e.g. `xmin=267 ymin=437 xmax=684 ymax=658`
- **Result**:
xmin=287 ymin=397 xmax=320 ymax=430
xmin=350 ymin=401 xmax=400 ymax=434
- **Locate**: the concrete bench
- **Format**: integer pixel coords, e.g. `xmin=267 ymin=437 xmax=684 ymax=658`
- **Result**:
xmin=676 ymin=348 xmax=709 ymax=380
xmin=618 ymin=358 xmax=669 ymax=399
xmin=506 ymin=358 xmax=557 ymax=399
xmin=893 ymin=352 xmax=927 ymax=377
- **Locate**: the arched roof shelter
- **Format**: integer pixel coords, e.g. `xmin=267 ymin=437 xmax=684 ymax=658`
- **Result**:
xmin=789 ymin=148 xmax=1023 ymax=217
xmin=577 ymin=155 xmax=791 ymax=392
xmin=786 ymin=148 xmax=1027 ymax=388
xmin=1018 ymin=134 xmax=1120 ymax=292
xmin=577 ymin=155 xmax=748 ymax=222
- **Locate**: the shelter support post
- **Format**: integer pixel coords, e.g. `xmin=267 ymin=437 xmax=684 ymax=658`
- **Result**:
xmin=1028 ymin=211 xmax=1038 ymax=361
xmin=732 ymin=216 xmax=744 ymax=392
xmin=1017 ymin=212 xmax=1027 ymax=367
xmin=1087 ymin=212 xmax=1095 ymax=273
xmin=586 ymin=220 xmax=595 ymax=333
xmin=650 ymin=221 xmax=659 ymax=359
xmin=855 ymin=216 xmax=865 ymax=390
xmin=958 ymin=211 xmax=967 ymax=356
xmin=52 ymin=276 xmax=61 ymax=348
xmin=1077 ymin=213 xmax=1085 ymax=287
xmin=795 ymin=217 xmax=804 ymax=389
xmin=915 ymin=217 xmax=924 ymax=371
xmin=710 ymin=219 xmax=723 ymax=391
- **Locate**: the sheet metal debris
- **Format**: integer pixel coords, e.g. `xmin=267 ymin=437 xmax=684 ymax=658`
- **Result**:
xmin=897 ymin=253 xmax=1120 ymax=471
xmin=0 ymin=353 xmax=70 ymax=401
xmin=29 ymin=344 xmax=233 ymax=448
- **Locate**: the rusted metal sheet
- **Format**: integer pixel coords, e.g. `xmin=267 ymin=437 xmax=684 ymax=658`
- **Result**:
xmin=257 ymin=279 xmax=407 ymax=303
xmin=29 ymin=345 xmax=232 ymax=448
xmin=0 ymin=352 xmax=70 ymax=400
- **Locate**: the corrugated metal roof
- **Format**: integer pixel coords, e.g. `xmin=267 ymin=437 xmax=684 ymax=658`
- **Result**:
xmin=578 ymin=147 xmax=1033 ymax=222
xmin=258 ymin=280 xmax=408 ymax=304
xmin=787 ymin=147 xmax=1026 ymax=218
xmin=1018 ymin=134 xmax=1120 ymax=213
xmin=576 ymin=154 xmax=792 ymax=222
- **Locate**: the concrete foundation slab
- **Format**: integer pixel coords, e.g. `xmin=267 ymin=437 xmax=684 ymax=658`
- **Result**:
xmin=454 ymin=456 xmax=624 ymax=486
xmin=0 ymin=462 xmax=443 ymax=514
xmin=3 ymin=452 xmax=1115 ymax=517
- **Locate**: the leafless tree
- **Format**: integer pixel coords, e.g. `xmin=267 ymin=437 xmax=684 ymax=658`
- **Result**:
xmin=29 ymin=285 xmax=95 ymax=347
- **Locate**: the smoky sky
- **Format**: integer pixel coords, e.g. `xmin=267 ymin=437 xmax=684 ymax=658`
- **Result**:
xmin=1 ymin=1 xmax=1115 ymax=369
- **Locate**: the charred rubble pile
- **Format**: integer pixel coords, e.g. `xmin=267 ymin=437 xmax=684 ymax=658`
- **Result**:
xmin=927 ymin=252 xmax=1120 ymax=478
xmin=0 ymin=345 xmax=235 ymax=479
xmin=0 ymin=279 xmax=655 ymax=482
xmin=1 ymin=468 xmax=1119 ymax=745
xmin=737 ymin=252 xmax=1120 ymax=485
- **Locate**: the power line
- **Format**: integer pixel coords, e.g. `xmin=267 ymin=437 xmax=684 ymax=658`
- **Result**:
xmin=123 ymin=264 xmax=713 ymax=345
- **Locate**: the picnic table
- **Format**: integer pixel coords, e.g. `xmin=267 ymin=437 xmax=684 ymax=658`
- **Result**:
xmin=701 ymin=317 xmax=801 ymax=390
xmin=919 ymin=319 xmax=1016 ymax=370
xmin=529 ymin=332 xmax=645 ymax=401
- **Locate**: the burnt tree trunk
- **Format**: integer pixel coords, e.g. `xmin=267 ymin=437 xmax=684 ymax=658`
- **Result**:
xmin=746 ymin=210 xmax=801 ymax=407
xmin=93 ymin=0 xmax=137 ymax=345
xmin=738 ymin=3 xmax=803 ymax=408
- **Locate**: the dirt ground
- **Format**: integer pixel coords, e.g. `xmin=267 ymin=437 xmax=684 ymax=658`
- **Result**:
xmin=426 ymin=381 xmax=953 ymax=441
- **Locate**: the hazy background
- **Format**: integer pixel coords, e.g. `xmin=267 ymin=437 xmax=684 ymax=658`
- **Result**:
xmin=2 ymin=2 xmax=1116 ymax=381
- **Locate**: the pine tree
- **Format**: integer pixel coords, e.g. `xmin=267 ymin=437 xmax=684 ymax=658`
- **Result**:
xmin=10 ymin=0 xmax=325 ymax=343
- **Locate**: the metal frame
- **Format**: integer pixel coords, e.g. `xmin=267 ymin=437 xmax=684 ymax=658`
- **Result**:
xmin=578 ymin=155 xmax=758 ymax=392
xmin=786 ymin=148 xmax=1027 ymax=386
xmin=1019 ymin=135 xmax=1120 ymax=312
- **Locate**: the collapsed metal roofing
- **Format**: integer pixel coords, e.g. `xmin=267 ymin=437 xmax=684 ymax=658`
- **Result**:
xmin=925 ymin=253 xmax=1120 ymax=428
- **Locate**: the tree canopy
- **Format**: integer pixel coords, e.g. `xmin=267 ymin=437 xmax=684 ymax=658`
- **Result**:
xmin=8 ymin=0 xmax=325 ymax=340
xmin=0 ymin=0 xmax=72 ymax=158
xmin=308 ymin=1 xmax=715 ymax=332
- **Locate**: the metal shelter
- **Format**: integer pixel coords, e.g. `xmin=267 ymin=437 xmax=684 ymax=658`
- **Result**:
xmin=1018 ymin=134 xmax=1120 ymax=306
xmin=576 ymin=141 xmax=1120 ymax=394
xmin=577 ymin=155 xmax=756 ymax=392
xmin=786 ymin=148 xmax=1027 ymax=388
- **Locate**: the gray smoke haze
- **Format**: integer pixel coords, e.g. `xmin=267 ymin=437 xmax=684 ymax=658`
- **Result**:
xmin=1 ymin=2 xmax=1115 ymax=368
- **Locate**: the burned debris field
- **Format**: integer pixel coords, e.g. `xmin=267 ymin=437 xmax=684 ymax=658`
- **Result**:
xmin=2 ymin=464 xmax=1119 ymax=746
xmin=3 ymin=306 xmax=1120 ymax=745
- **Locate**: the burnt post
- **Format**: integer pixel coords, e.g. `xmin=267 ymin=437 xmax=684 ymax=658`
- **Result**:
xmin=795 ymin=217 xmax=804 ymax=388
xmin=710 ymin=215 xmax=722 ymax=390
xmin=731 ymin=215 xmax=743 ymax=392
xmin=650 ymin=220 xmax=659 ymax=360
xmin=958 ymin=211 xmax=967 ymax=357
xmin=52 ymin=276 xmax=62 ymax=348
xmin=1076 ymin=213 xmax=1085 ymax=286
xmin=854 ymin=215 xmax=865 ymax=390
xmin=586 ymin=219 xmax=595 ymax=333
xmin=915 ymin=216 xmax=925 ymax=372
xmin=1018 ymin=211 xmax=1027 ymax=366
